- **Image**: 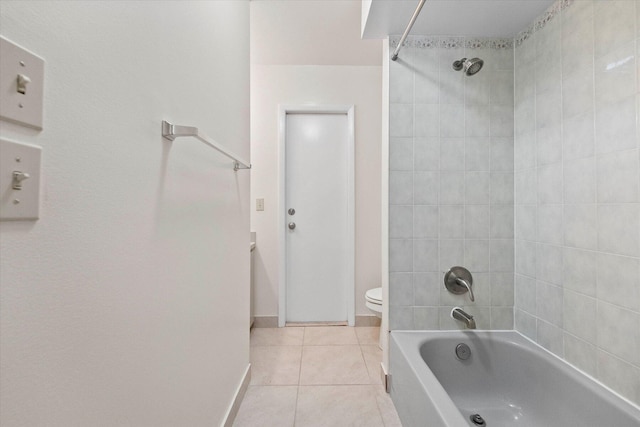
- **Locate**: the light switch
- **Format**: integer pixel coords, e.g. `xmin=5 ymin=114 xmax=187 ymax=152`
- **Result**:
xmin=0 ymin=36 xmax=45 ymax=130
xmin=256 ymin=198 xmax=264 ymax=211
xmin=0 ymin=138 xmax=42 ymax=220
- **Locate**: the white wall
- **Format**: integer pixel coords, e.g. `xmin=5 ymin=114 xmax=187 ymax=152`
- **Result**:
xmin=0 ymin=2 xmax=250 ymax=425
xmin=250 ymin=1 xmax=382 ymax=320
xmin=514 ymin=0 xmax=640 ymax=405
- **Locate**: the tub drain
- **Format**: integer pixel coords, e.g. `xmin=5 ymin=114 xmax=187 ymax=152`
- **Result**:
xmin=470 ymin=413 xmax=486 ymax=426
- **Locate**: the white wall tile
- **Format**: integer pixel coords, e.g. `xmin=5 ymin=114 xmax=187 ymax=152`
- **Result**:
xmin=562 ymin=247 xmax=597 ymax=297
xmin=465 ymin=205 xmax=491 ymax=238
xmin=414 ymin=205 xmax=439 ymax=238
xmin=515 ymin=132 xmax=536 ymax=171
xmin=491 ymin=104 xmax=515 ymax=137
xmin=465 ymin=172 xmax=490 ymax=204
xmin=564 ymin=204 xmax=597 ymax=250
xmin=389 ymin=239 xmax=413 ymax=272
xmin=515 ymin=205 xmax=537 ymax=241
xmin=465 ymin=239 xmax=491 ymax=272
xmin=491 ymin=137 xmax=514 ymax=171
xmin=536 ymin=243 xmax=563 ymax=285
xmin=491 ymin=239 xmax=514 ymax=272
xmin=536 ymin=281 xmax=563 ymax=327
xmin=439 ymin=239 xmax=464 ymax=272
xmin=413 ymin=172 xmax=438 ymax=205
xmin=515 ymin=169 xmax=537 ymax=206
xmin=594 ymin=41 xmax=637 ymax=107
xmin=564 ymin=333 xmax=598 ymax=377
xmin=595 ymin=95 xmax=637 ymax=155
xmin=563 ymin=110 xmax=595 ymax=161
xmin=440 ymin=104 xmax=465 ymax=137
xmin=491 ymin=172 xmax=515 ymax=205
xmin=491 ymin=307 xmax=514 ymax=329
xmin=440 ymin=138 xmax=465 ymax=170
xmin=414 ymin=137 xmax=440 ymax=171
xmin=564 ymin=157 xmax=596 ymax=204
xmin=390 ymin=273 xmax=414 ymax=306
xmin=596 ymin=252 xmax=640 ymax=311
xmin=536 ymin=319 xmax=564 ymax=356
xmin=465 ymin=137 xmax=491 ymax=171
xmin=413 ymin=239 xmax=439 ymax=272
xmin=516 ymin=240 xmax=537 ymax=278
xmin=537 ymin=163 xmax=563 ymax=204
xmin=537 ymin=204 xmax=563 ymax=246
xmin=536 ymin=125 xmax=562 ymax=166
xmin=390 ymin=138 xmax=414 ymax=171
xmin=596 ymin=149 xmax=639 ymax=203
xmin=596 ymin=351 xmax=640 ymax=406
xmin=390 ymin=104 xmax=413 ymax=137
xmin=562 ymin=67 xmax=594 ymax=120
xmin=389 ymin=206 xmax=413 ymax=239
xmin=593 ymin=0 xmax=637 ymax=59
xmin=439 ymin=205 xmax=464 ymax=238
xmin=563 ymin=290 xmax=597 ymax=343
xmin=597 ymin=301 xmax=640 ymax=366
xmin=440 ymin=172 xmax=465 ymax=204
xmin=491 ymin=205 xmax=514 ymax=238
xmin=515 ymin=308 xmax=537 ymax=339
xmin=597 ymin=203 xmax=640 ymax=257
xmin=414 ymin=273 xmax=440 ymax=306
xmin=414 ymin=104 xmax=440 ymax=137
xmin=389 ymin=172 xmax=413 ymax=205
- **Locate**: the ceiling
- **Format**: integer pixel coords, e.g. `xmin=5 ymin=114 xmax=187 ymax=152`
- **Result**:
xmin=362 ymin=0 xmax=556 ymax=39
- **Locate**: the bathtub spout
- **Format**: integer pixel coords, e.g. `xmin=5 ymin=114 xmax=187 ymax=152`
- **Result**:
xmin=451 ymin=307 xmax=476 ymax=329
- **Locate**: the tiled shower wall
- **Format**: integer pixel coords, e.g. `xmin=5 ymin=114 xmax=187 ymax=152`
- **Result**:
xmin=388 ymin=36 xmax=515 ymax=330
xmin=513 ymin=0 xmax=640 ymax=404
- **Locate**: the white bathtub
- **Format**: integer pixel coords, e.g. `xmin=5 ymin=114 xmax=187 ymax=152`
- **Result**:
xmin=390 ymin=330 xmax=640 ymax=427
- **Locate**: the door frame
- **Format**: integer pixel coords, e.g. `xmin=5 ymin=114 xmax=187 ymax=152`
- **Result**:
xmin=277 ymin=104 xmax=355 ymax=327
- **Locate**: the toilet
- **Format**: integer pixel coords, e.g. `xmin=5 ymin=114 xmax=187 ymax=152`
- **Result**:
xmin=365 ymin=287 xmax=383 ymax=349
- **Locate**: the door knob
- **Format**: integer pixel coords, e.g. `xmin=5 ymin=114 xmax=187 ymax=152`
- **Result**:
xmin=288 ymin=208 xmax=296 ymax=215
xmin=288 ymin=222 xmax=296 ymax=230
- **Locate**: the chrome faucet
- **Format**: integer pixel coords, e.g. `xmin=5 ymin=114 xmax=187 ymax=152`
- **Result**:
xmin=444 ymin=267 xmax=475 ymax=302
xmin=451 ymin=307 xmax=476 ymax=329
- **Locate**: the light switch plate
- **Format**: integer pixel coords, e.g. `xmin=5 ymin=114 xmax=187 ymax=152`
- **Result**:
xmin=0 ymin=138 xmax=42 ymax=220
xmin=0 ymin=36 xmax=45 ymax=130
xmin=256 ymin=198 xmax=264 ymax=211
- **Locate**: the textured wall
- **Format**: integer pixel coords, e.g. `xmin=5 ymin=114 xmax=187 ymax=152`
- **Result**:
xmin=514 ymin=0 xmax=640 ymax=405
xmin=387 ymin=36 xmax=515 ymax=330
xmin=0 ymin=2 xmax=250 ymax=425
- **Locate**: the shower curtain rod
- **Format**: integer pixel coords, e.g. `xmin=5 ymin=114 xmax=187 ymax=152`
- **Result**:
xmin=391 ymin=0 xmax=427 ymax=61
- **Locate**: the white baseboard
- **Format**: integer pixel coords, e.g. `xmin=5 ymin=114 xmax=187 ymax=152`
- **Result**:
xmin=222 ymin=364 xmax=251 ymax=427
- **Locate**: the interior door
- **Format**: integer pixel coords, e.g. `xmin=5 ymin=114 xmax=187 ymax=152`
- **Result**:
xmin=285 ymin=112 xmax=350 ymax=323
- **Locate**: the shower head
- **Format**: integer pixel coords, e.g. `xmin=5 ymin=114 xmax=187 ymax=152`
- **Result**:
xmin=452 ymin=57 xmax=484 ymax=76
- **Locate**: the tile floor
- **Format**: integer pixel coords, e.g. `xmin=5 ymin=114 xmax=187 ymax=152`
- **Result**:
xmin=233 ymin=326 xmax=402 ymax=427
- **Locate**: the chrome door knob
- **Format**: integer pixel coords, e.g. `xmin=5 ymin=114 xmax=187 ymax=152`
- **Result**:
xmin=288 ymin=208 xmax=296 ymax=215
xmin=288 ymin=222 xmax=296 ymax=230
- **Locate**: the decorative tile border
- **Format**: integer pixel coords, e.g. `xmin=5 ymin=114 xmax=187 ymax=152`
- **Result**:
xmin=390 ymin=0 xmax=577 ymax=50
xmin=390 ymin=35 xmax=513 ymax=50
xmin=515 ymin=0 xmax=575 ymax=46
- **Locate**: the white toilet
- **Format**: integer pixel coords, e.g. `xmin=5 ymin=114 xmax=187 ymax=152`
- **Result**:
xmin=365 ymin=287 xmax=383 ymax=349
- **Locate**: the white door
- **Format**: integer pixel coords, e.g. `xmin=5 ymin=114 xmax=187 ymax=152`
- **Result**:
xmin=283 ymin=108 xmax=354 ymax=324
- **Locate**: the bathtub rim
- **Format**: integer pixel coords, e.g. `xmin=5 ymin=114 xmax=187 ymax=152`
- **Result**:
xmin=390 ymin=329 xmax=640 ymax=424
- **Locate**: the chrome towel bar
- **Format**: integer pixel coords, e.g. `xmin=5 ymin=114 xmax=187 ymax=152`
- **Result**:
xmin=161 ymin=120 xmax=251 ymax=171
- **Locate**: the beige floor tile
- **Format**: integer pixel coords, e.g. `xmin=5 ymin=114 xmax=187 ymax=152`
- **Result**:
xmin=374 ymin=386 xmax=403 ymax=427
xmin=360 ymin=345 xmax=383 ymax=385
xmin=295 ymin=385 xmax=384 ymax=427
xmin=355 ymin=327 xmax=380 ymax=345
xmin=250 ymin=346 xmax=302 ymax=385
xmin=303 ymin=326 xmax=359 ymax=345
xmin=250 ymin=327 xmax=305 ymax=346
xmin=233 ymin=385 xmax=297 ymax=427
xmin=299 ymin=345 xmax=370 ymax=385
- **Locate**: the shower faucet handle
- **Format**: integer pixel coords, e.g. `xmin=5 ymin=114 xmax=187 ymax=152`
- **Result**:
xmin=444 ymin=266 xmax=475 ymax=302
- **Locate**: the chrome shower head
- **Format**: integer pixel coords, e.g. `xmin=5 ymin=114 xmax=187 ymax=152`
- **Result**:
xmin=452 ymin=57 xmax=484 ymax=76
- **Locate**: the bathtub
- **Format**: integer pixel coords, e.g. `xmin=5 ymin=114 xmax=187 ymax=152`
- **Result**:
xmin=390 ymin=330 xmax=640 ymax=427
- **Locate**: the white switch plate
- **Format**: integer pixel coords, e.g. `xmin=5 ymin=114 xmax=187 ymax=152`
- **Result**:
xmin=256 ymin=198 xmax=264 ymax=211
xmin=0 ymin=138 xmax=42 ymax=220
xmin=0 ymin=36 xmax=45 ymax=130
